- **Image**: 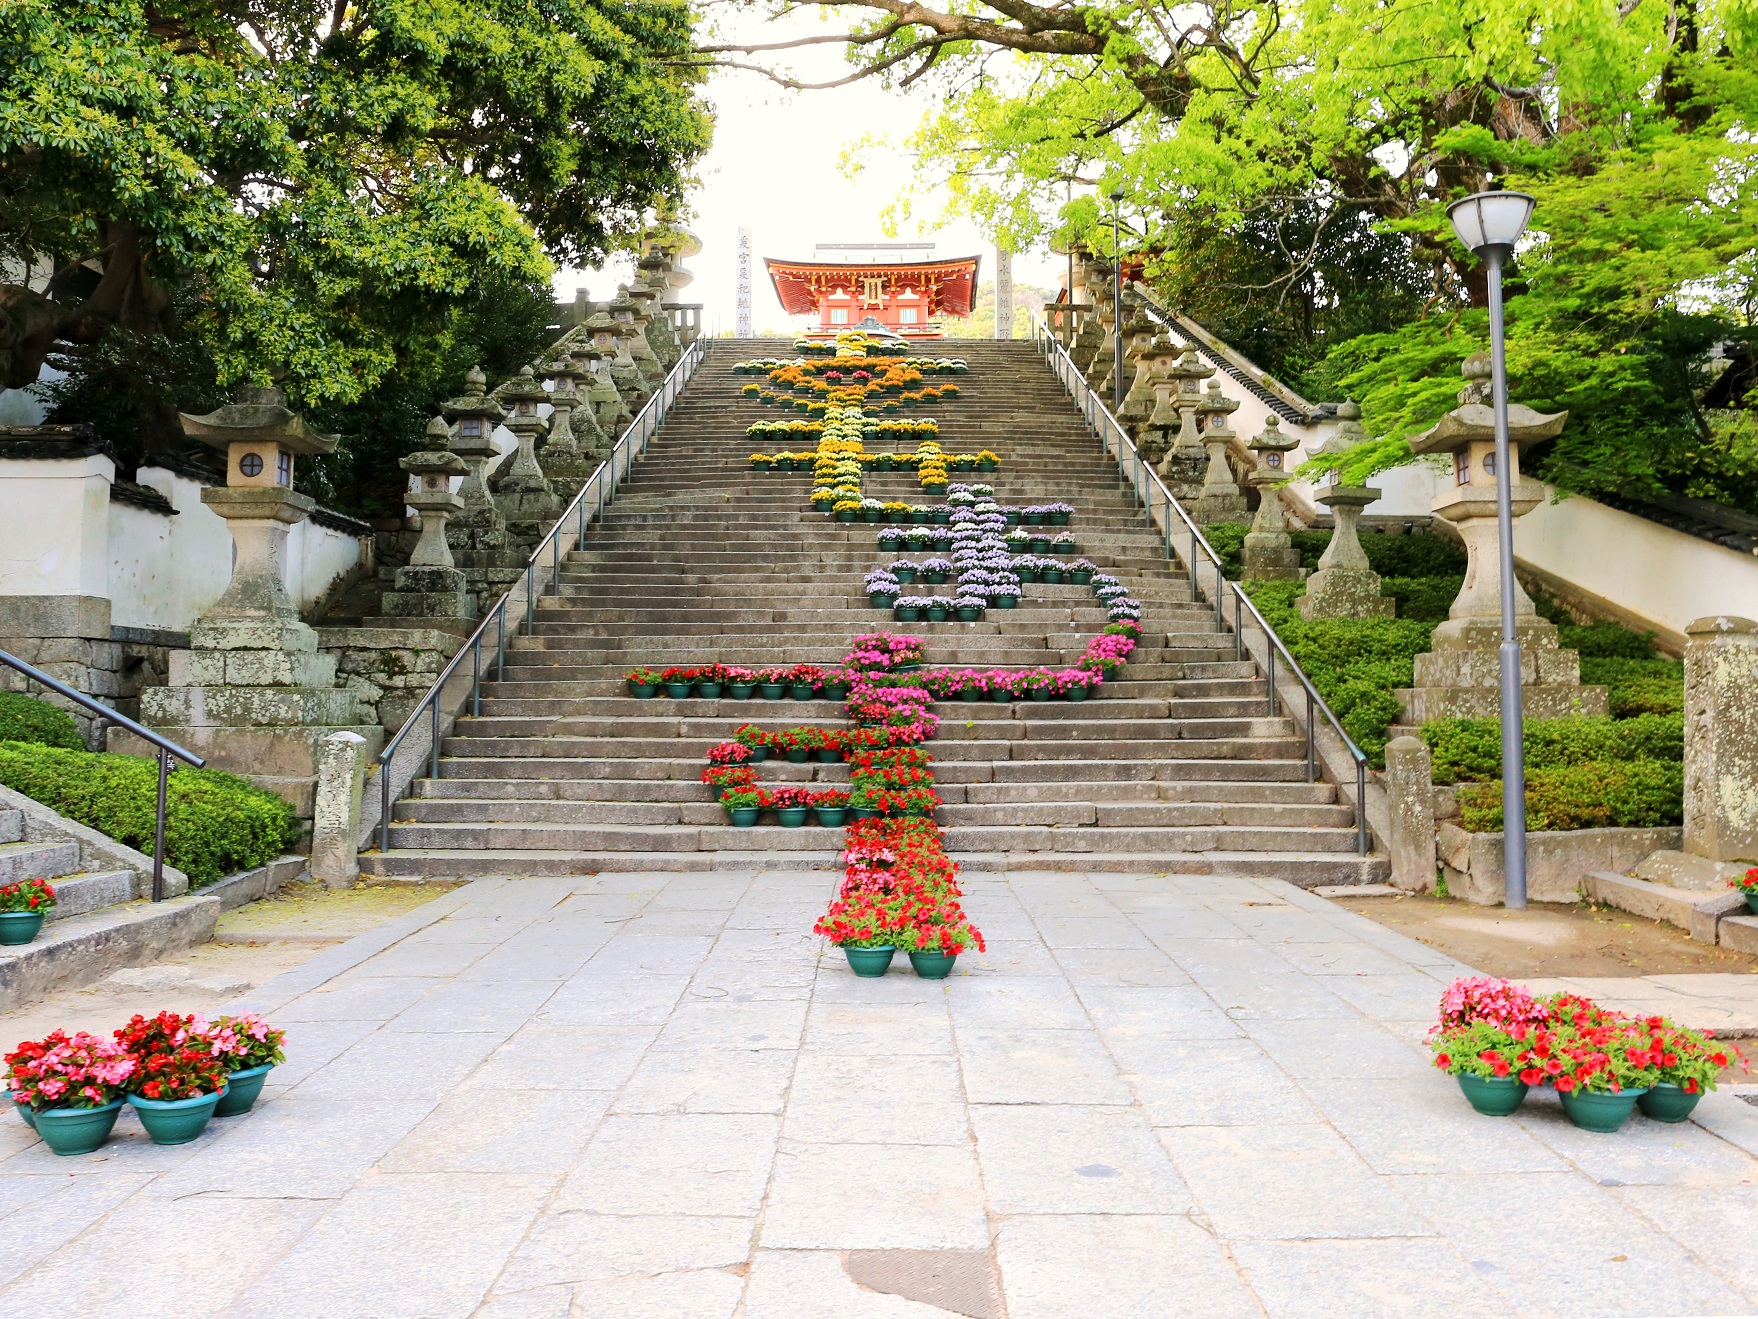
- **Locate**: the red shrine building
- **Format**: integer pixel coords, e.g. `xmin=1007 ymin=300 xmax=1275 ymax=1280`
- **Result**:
xmin=765 ymin=243 xmax=980 ymax=339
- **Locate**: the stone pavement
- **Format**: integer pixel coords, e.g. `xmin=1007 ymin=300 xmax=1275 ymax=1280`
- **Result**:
xmin=5 ymin=869 xmax=1758 ymax=1318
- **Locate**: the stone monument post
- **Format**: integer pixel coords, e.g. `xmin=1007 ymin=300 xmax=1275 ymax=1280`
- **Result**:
xmin=1240 ymin=416 xmax=1303 ymax=581
xmin=492 ymin=365 xmax=561 ymax=540
xmin=1192 ymin=381 xmax=1248 ymax=526
xmin=1683 ymin=615 xmax=1758 ymax=871
xmin=576 ymin=335 xmax=632 ymax=439
xmin=378 ymin=425 xmax=470 ymax=624
xmin=1153 ymin=349 xmax=1215 ymax=498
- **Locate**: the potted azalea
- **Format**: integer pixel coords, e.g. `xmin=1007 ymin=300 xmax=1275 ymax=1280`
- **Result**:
xmin=115 ymin=1012 xmax=234 ymax=1145
xmin=0 ymin=877 xmax=57 ymax=945
xmin=1730 ymin=867 xmax=1758 ymax=914
xmin=6 ymin=1030 xmax=136 ymax=1155
xmin=722 ymin=788 xmax=762 ymax=827
xmin=625 ymin=667 xmax=661 ymax=699
xmin=209 ymin=1013 xmax=287 ymax=1116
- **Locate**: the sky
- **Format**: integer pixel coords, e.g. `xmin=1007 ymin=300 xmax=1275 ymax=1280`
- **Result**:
xmin=554 ymin=43 xmax=1066 ymax=335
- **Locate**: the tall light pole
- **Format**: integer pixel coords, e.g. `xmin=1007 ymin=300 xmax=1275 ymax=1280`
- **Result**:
xmin=1447 ymin=189 xmax=1536 ymax=909
xmin=1108 ymin=188 xmax=1125 ymax=409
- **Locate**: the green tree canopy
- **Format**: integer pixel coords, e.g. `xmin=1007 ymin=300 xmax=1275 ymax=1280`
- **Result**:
xmin=1 ymin=0 xmax=709 ymax=403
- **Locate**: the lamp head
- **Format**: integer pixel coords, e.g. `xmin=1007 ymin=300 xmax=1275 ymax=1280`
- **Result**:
xmin=1447 ymin=190 xmax=1535 ymax=257
xmin=1107 ymin=188 xmax=1125 ymax=203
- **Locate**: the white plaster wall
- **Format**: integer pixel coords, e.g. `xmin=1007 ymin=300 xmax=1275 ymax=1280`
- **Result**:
xmin=0 ymin=454 xmax=115 ymax=597
xmin=286 ymin=517 xmax=368 ymax=616
xmin=1515 ymin=491 xmax=1758 ymax=643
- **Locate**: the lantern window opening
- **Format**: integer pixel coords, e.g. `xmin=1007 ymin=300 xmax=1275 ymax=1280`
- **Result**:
xmin=277 ymin=450 xmax=292 ymax=486
xmin=238 ymin=452 xmax=263 ymax=478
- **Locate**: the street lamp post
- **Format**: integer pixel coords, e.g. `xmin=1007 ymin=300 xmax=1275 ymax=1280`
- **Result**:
xmin=1109 ymin=188 xmax=1125 ymax=409
xmin=1446 ymin=189 xmax=1537 ymax=909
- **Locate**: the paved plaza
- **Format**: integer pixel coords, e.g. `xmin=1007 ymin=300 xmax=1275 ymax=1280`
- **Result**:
xmin=5 ymin=869 xmax=1758 ymax=1318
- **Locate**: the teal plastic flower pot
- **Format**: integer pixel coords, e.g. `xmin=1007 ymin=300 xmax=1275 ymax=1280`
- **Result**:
xmin=1457 ymin=1073 xmax=1528 ymax=1117
xmin=128 ymin=1089 xmax=226 ymax=1145
xmin=1637 ymin=1082 xmax=1702 ymax=1123
xmin=851 ymin=807 xmax=879 ymax=820
xmin=747 ymin=745 xmax=769 ymax=762
xmin=815 ymin=807 xmax=848 ymax=827
xmin=1746 ymin=892 xmax=1758 ymax=915
xmin=1043 ymin=570 xmax=1064 ymax=584
xmin=994 ymin=595 xmax=1017 ymax=609
xmin=760 ymin=683 xmax=786 ymax=699
xmin=786 ymin=748 xmax=810 ymax=764
xmin=1050 ymin=512 xmax=1072 ymax=526
xmin=894 ymin=569 xmax=917 ymax=584
xmin=991 ymin=690 xmax=1013 ymax=703
xmin=32 ymin=1099 xmax=123 ymax=1156
xmin=629 ymin=682 xmax=657 ymax=698
xmin=0 ymin=911 xmax=45 ymax=945
xmin=926 ymin=607 xmax=950 ymax=622
xmin=1022 ymin=511 xmax=1045 ymax=526
xmin=1029 ymin=538 xmax=1051 ymax=553
xmin=1066 ymin=686 xmax=1089 ymax=702
xmin=730 ymin=684 xmax=755 ymax=700
xmin=894 ymin=607 xmax=921 ymax=622
xmin=1029 ymin=689 xmax=1052 ymax=702
xmin=215 ymin=1064 xmax=273 ymax=1117
xmin=1070 ymin=570 xmax=1092 ymax=585
xmin=824 ymin=686 xmax=848 ymax=700
xmin=870 ymin=593 xmax=896 ymax=609
xmin=863 ymin=510 xmax=883 ymax=523
xmin=908 ymin=951 xmax=957 ymax=979
xmin=955 ymin=607 xmax=982 ymax=622
xmin=14 ymin=1096 xmax=36 ymax=1129
xmin=815 ymin=748 xmax=841 ymax=763
xmin=837 ymin=510 xmax=856 ymax=523
xmin=728 ymin=807 xmax=761 ymax=828
xmin=841 ymin=945 xmax=896 ymax=977
xmin=925 ymin=572 xmax=948 ymax=584
xmin=776 ymin=807 xmax=809 ymax=828
xmin=696 ymin=682 xmax=723 ymax=699
xmin=1560 ymin=1087 xmax=1645 ymax=1133
xmin=663 ymin=682 xmax=691 ymax=699
xmin=790 ymin=684 xmax=815 ymax=700
xmin=959 ymin=689 xmax=982 ymax=702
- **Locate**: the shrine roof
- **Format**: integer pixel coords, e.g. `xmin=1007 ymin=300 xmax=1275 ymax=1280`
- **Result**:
xmin=764 ymin=255 xmax=981 ymax=317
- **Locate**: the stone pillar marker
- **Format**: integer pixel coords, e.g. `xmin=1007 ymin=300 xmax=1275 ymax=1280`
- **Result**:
xmin=1297 ymin=483 xmax=1395 ymax=618
xmin=1192 ymin=380 xmax=1247 ymax=526
xmin=1240 ymin=415 xmax=1303 ymax=581
xmin=1395 ymin=354 xmax=1608 ymax=723
xmin=309 ymin=730 xmax=369 ymax=888
xmin=378 ymin=422 xmax=470 ymax=624
xmin=1384 ymin=735 xmax=1438 ymax=891
xmin=126 ymin=387 xmax=382 ymax=822
xmin=1684 ymin=615 xmax=1758 ymax=870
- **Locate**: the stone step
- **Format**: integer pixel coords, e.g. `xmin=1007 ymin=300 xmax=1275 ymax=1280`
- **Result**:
xmin=0 ymin=840 xmax=82 ymax=885
xmin=0 ymin=810 xmax=21 ymax=845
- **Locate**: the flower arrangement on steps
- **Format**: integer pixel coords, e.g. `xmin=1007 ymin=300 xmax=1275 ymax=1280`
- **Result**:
xmin=7 ymin=1010 xmax=287 ymax=1155
xmin=1426 ymin=976 xmax=1741 ymax=1131
xmin=813 ymin=819 xmax=984 ymax=979
xmin=0 ymin=876 xmax=58 ymax=946
xmin=625 ymin=664 xmax=855 ymax=701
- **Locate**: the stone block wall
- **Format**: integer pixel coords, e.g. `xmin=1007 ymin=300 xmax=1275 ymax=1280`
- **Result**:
xmin=318 ymin=626 xmax=465 ymax=733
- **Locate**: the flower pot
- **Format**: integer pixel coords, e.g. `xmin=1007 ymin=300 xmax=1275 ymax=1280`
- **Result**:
xmin=730 ymin=684 xmax=755 ymax=700
xmin=906 ymin=535 xmax=930 ymax=551
xmin=841 ymin=945 xmax=896 ymax=977
xmin=893 ymin=569 xmax=917 ymax=584
xmin=786 ymin=748 xmax=810 ymax=764
xmin=1017 ymin=566 xmax=1038 ymax=582
xmin=994 ymin=595 xmax=1017 ymax=610
xmin=1070 ymin=571 xmax=1093 ymax=585
xmin=1043 ymin=570 xmax=1064 ymax=584
xmin=628 ymin=681 xmax=657 ymax=698
xmin=760 ymin=683 xmax=785 ymax=699
xmin=956 ymin=607 xmax=982 ymax=622
xmin=1560 ymin=1087 xmax=1646 ymax=1133
xmin=931 ymin=506 xmax=950 ymax=520
xmin=728 ymin=807 xmax=761 ymax=828
xmin=32 ymin=1099 xmax=124 ymax=1156
xmin=747 ymin=746 xmax=769 ymax=762
xmin=1637 ymin=1082 xmax=1703 ymax=1124
xmin=863 ymin=510 xmax=883 ymax=523
xmin=1050 ymin=511 xmax=1072 ymax=526
xmin=815 ymin=748 xmax=841 ymax=763
xmin=908 ymin=951 xmax=957 ymax=979
xmin=991 ymin=689 xmax=1013 ymax=703
xmin=851 ymin=807 xmax=879 ymax=820
xmin=1746 ymin=892 xmax=1758 ymax=915
xmin=790 ymin=683 xmax=815 ymax=700
xmin=815 ymin=807 xmax=848 ymax=827
xmin=926 ymin=572 xmax=948 ymax=584
xmin=960 ymin=689 xmax=982 ymax=702
xmin=127 ymin=1088 xmax=226 ymax=1146
xmin=909 ymin=512 xmax=930 ymax=525
xmin=696 ymin=682 xmax=723 ymax=699
xmin=1004 ymin=511 xmax=1021 ymax=524
xmin=894 ymin=607 xmax=921 ymax=622
xmin=837 ymin=510 xmax=856 ymax=523
xmin=215 ymin=1064 xmax=274 ymax=1117
xmin=824 ymin=686 xmax=848 ymax=700
xmin=870 ymin=593 xmax=896 ymax=609
xmin=1029 ymin=538 xmax=1050 ymax=553
xmin=776 ymin=806 xmax=809 ymax=828
xmin=978 ymin=460 xmax=997 ymax=472
xmin=1066 ymin=686 xmax=1089 ymax=702
xmin=0 ymin=911 xmax=45 ymax=946
xmin=14 ymin=1096 xmax=36 ymax=1128
xmin=926 ymin=607 xmax=950 ymax=622
xmin=1023 ymin=511 xmax=1045 ymax=526
xmin=663 ymin=682 xmax=691 ymax=699
xmin=1029 ymin=689 xmax=1052 ymax=702
xmin=1456 ymin=1073 xmax=1528 ymax=1117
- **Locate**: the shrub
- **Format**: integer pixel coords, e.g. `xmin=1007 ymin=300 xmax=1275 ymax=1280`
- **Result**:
xmin=1457 ymin=759 xmax=1684 ymax=832
xmin=1360 ymin=533 xmax=1467 ymax=578
xmin=0 ymin=693 xmax=83 ymax=749
xmin=1558 ymin=620 xmax=1660 ymax=659
xmin=1581 ymin=656 xmax=1686 ymax=718
xmin=0 ymin=744 xmax=299 ymax=884
xmin=1205 ymin=522 xmax=1248 ymax=577
xmin=1423 ymin=713 xmax=1684 ymax=784
xmin=1383 ymin=575 xmax=1463 ymax=622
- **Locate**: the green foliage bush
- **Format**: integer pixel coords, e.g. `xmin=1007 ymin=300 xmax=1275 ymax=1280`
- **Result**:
xmin=1558 ymin=621 xmax=1660 ymax=659
xmin=1381 ymin=576 xmax=1462 ymax=623
xmin=1205 ymin=523 xmax=1247 ymax=577
xmin=1458 ymin=760 xmax=1684 ymax=832
xmin=1360 ymin=534 xmax=1467 ymax=579
xmin=1423 ymin=713 xmax=1684 ymax=784
xmin=0 ymin=693 xmax=83 ymax=749
xmin=0 ymin=744 xmax=299 ymax=885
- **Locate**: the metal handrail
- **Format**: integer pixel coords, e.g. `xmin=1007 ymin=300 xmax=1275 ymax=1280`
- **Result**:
xmin=0 ymin=647 xmax=204 ymax=901
xmin=1028 ymin=315 xmax=1372 ymax=855
xmin=374 ymin=335 xmax=709 ymax=854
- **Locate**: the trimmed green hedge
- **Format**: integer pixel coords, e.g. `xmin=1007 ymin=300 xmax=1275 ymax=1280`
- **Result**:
xmin=0 ymin=742 xmax=300 ymax=885
xmin=1458 ymin=760 xmax=1684 ymax=832
xmin=1422 ymin=713 xmax=1684 ymax=785
xmin=0 ymin=692 xmax=83 ymax=749
xmin=1579 ymin=656 xmax=1685 ymax=717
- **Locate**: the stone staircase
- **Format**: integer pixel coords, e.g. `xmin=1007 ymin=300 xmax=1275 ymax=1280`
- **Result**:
xmin=362 ymin=339 xmax=1387 ymax=885
xmin=0 ymin=805 xmax=136 ymax=920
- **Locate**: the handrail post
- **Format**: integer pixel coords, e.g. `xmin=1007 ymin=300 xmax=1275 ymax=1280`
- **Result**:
xmin=1305 ymin=690 xmax=1316 ymax=782
xmin=430 ymin=693 xmax=441 ymax=779
xmin=1188 ymin=529 xmax=1199 ymax=592
xmin=1356 ymin=760 xmax=1369 ymax=855
xmin=471 ymin=638 xmax=482 ymax=717
xmin=1234 ymin=592 xmax=1244 ymax=660
xmin=1266 ymin=643 xmax=1277 ymax=717
xmin=152 ymin=748 xmax=168 ymax=902
xmin=380 ymin=757 xmax=391 ymax=855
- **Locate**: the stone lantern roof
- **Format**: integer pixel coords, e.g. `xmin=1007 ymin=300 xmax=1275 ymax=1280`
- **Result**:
xmin=180 ymin=386 xmax=338 ymax=456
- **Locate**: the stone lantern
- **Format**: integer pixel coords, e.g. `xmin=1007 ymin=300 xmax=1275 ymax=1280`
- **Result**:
xmin=536 ymin=357 xmax=605 ymax=500
xmin=1240 ymin=415 xmax=1303 ymax=580
xmin=493 ymin=365 xmax=560 ymax=531
xmin=441 ymin=367 xmax=504 ymax=528
xmin=638 ymin=255 xmax=682 ymax=369
xmin=1192 ymin=381 xmax=1248 ymax=526
xmin=1139 ymin=334 xmax=1185 ymax=462
xmin=1396 ymin=354 xmax=1607 ymax=721
xmin=1083 ymin=275 xmax=1116 ymax=388
xmin=1293 ymin=400 xmax=1393 ymax=618
xmin=380 ymin=420 xmax=469 ymax=622
xmin=615 ymin=290 xmax=663 ymax=390
xmin=1153 ymin=348 xmax=1216 ymax=496
xmin=126 ymin=386 xmax=378 ymax=821
xmin=1115 ymin=317 xmax=1161 ymax=434
xmin=604 ymin=300 xmax=653 ymax=407
xmin=575 ymin=335 xmax=632 ymax=437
